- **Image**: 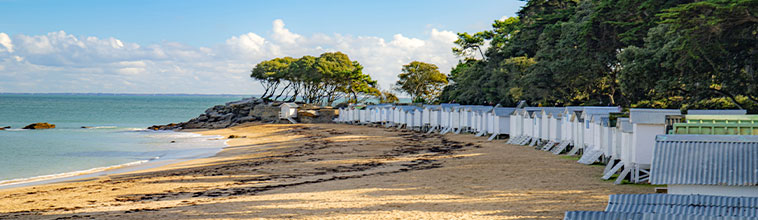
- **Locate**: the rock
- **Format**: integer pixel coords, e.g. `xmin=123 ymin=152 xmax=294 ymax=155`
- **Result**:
xmin=170 ymin=141 xmax=176 ymax=143
xmin=148 ymin=123 xmax=179 ymax=130
xmin=227 ymin=135 xmax=246 ymax=139
xmin=298 ymin=110 xmax=319 ymax=117
xmin=23 ymin=123 xmax=55 ymax=129
xmin=81 ymin=126 xmax=92 ymax=129
xmin=251 ymin=104 xmax=280 ymax=122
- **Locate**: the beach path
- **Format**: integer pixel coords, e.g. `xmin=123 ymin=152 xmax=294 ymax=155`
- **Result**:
xmin=0 ymin=123 xmax=650 ymax=219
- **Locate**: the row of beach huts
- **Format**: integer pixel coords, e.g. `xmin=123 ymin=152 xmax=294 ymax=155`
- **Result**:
xmin=333 ymin=103 xmax=758 ymax=219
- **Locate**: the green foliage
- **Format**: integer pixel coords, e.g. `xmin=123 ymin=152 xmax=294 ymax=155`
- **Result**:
xmin=377 ymin=90 xmax=399 ymax=104
xmin=439 ymin=0 xmax=758 ymax=112
xmin=395 ymin=61 xmax=448 ymax=103
xmin=250 ymin=52 xmax=378 ymax=105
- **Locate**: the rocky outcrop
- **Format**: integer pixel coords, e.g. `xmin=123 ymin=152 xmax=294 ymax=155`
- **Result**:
xmin=147 ymin=97 xmax=340 ymax=130
xmin=297 ymin=105 xmax=337 ymax=124
xmin=251 ymin=104 xmax=280 ymax=122
xmin=23 ymin=123 xmax=55 ymax=129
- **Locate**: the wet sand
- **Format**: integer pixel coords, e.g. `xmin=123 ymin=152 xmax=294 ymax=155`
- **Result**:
xmin=0 ymin=122 xmax=651 ymax=219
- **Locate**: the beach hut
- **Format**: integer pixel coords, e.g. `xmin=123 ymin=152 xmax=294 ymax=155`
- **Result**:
xmin=671 ymin=122 xmax=758 ymax=135
xmin=440 ymin=106 xmax=451 ymax=133
xmin=279 ymin=102 xmax=298 ymax=119
xmin=472 ymin=108 xmax=483 ymax=135
xmin=359 ymin=108 xmax=368 ymax=124
xmin=391 ymin=106 xmax=403 ymax=127
xmin=404 ymin=107 xmax=415 ymax=129
xmin=567 ymin=111 xmax=585 ymax=155
xmin=412 ymin=107 xmax=423 ymax=131
xmin=521 ymin=111 xmax=534 ymax=145
xmin=506 ymin=109 xmax=524 ymax=144
xmin=535 ymin=108 xmax=563 ymax=148
xmin=383 ymin=105 xmax=395 ymax=126
xmin=547 ymin=113 xmax=561 ymax=142
xmin=651 ymin=135 xmax=758 ymax=197
xmin=486 ymin=107 xmax=516 ymax=141
xmin=605 ymin=118 xmax=634 ymax=182
xmin=342 ymin=107 xmax=351 ymax=123
xmin=564 ymin=193 xmax=758 ymax=219
xmin=569 ymin=107 xmax=621 ymax=157
xmin=615 ymin=108 xmax=681 ymax=183
xmin=424 ymin=105 xmax=441 ymax=133
xmin=461 ymin=106 xmax=492 ymax=134
xmin=279 ymin=102 xmax=298 ymax=124
xmin=550 ymin=107 xmax=584 ymax=154
xmin=421 ymin=105 xmax=437 ymax=131
xmin=686 ymin=109 xmax=747 ymax=115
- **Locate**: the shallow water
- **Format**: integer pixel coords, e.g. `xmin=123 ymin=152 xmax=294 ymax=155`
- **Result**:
xmin=0 ymin=94 xmax=247 ymax=184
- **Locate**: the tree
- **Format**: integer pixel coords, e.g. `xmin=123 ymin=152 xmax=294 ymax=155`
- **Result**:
xmin=395 ymin=61 xmax=448 ymax=103
xmin=250 ymin=57 xmax=295 ymax=99
xmin=377 ymin=90 xmax=399 ymax=104
xmin=250 ymin=52 xmax=379 ymax=105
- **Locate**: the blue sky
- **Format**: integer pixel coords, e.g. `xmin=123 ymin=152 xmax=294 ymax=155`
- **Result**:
xmin=0 ymin=0 xmax=525 ymax=94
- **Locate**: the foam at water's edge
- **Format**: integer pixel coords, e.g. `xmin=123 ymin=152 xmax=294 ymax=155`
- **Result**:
xmin=0 ymin=131 xmax=228 ymax=188
xmin=0 ymin=158 xmax=157 ymax=187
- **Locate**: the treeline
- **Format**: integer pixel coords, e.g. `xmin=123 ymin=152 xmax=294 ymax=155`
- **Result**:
xmin=251 ymin=52 xmax=381 ymax=105
xmin=439 ymin=0 xmax=758 ymax=112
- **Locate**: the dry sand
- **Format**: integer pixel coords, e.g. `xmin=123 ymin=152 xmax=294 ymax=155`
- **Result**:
xmin=0 ymin=123 xmax=651 ymax=219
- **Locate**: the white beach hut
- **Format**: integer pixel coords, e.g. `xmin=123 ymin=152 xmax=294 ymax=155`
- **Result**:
xmin=523 ymin=111 xmax=535 ymax=145
xmin=280 ymin=103 xmax=299 ymax=122
xmin=506 ymin=109 xmax=523 ymax=144
xmin=342 ymin=107 xmax=351 ymax=123
xmin=462 ymin=106 xmax=492 ymax=134
xmin=535 ymin=108 xmax=563 ymax=148
xmin=651 ymin=135 xmax=758 ymax=197
xmin=425 ymin=105 xmax=441 ymax=132
xmin=615 ymin=108 xmax=682 ymax=184
xmin=437 ymin=104 xmax=459 ymax=134
xmin=487 ymin=107 xmax=516 ymax=141
xmin=603 ymin=117 xmax=632 ymax=181
xmin=542 ymin=112 xmax=562 ymax=151
xmin=421 ymin=105 xmax=436 ymax=131
xmin=412 ymin=107 xmax=423 ymax=131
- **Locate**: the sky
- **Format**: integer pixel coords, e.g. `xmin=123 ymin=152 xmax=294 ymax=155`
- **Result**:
xmin=0 ymin=0 xmax=526 ymax=95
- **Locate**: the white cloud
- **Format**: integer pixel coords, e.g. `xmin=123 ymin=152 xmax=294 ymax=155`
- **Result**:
xmin=0 ymin=33 xmax=13 ymax=53
xmin=0 ymin=20 xmax=460 ymax=94
xmin=271 ymin=19 xmax=301 ymax=45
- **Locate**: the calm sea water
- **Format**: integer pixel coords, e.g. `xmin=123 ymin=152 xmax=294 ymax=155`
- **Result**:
xmin=0 ymin=94 xmax=247 ymax=185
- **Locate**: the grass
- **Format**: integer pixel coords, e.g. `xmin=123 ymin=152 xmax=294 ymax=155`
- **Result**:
xmin=559 ymin=155 xmax=580 ymax=161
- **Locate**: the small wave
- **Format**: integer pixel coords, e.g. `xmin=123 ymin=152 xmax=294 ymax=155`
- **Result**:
xmin=0 ymin=158 xmax=158 ymax=187
xmin=82 ymin=126 xmax=118 ymax=129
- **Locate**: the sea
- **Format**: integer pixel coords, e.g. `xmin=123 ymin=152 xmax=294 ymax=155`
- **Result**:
xmin=0 ymin=94 xmax=248 ymax=187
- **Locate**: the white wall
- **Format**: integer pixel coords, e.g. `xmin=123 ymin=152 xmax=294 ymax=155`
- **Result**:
xmin=669 ymin=185 xmax=758 ymax=197
xmin=632 ymin=123 xmax=666 ymax=165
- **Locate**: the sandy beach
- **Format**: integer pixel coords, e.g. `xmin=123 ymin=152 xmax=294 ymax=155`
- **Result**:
xmin=0 ymin=122 xmax=651 ymax=219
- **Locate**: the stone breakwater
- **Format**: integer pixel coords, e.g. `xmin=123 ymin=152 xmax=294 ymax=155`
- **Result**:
xmin=148 ymin=98 xmax=338 ymax=130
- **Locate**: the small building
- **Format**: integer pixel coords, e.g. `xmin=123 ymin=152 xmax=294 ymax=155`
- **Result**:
xmin=488 ymin=107 xmax=516 ymax=140
xmin=651 ymin=134 xmax=758 ymax=197
xmin=620 ymin=108 xmax=682 ymax=183
xmin=564 ymin=193 xmax=758 ymax=219
xmin=686 ymin=109 xmax=747 ymax=115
